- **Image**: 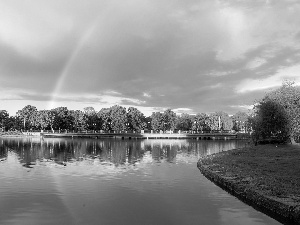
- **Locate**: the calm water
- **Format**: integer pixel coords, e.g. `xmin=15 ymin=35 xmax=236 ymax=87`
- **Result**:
xmin=0 ymin=137 xmax=280 ymax=225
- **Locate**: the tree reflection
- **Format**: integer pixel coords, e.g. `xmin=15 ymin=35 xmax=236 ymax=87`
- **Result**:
xmin=0 ymin=138 xmax=248 ymax=167
xmin=0 ymin=139 xmax=7 ymax=162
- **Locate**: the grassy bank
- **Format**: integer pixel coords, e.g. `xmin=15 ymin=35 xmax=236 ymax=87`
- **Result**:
xmin=197 ymin=144 xmax=300 ymax=224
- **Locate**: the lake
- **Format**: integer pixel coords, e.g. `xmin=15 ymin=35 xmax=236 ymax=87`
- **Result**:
xmin=0 ymin=137 xmax=280 ymax=225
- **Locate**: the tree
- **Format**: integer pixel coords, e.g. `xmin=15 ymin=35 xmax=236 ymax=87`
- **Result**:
xmin=35 ymin=110 xmax=55 ymax=130
xmin=207 ymin=114 xmax=219 ymax=131
xmin=176 ymin=113 xmax=192 ymax=131
xmin=251 ymin=97 xmax=289 ymax=143
xmin=163 ymin=109 xmax=177 ymax=131
xmin=5 ymin=116 xmax=23 ymax=131
xmin=145 ymin=116 xmax=152 ymax=131
xmin=98 ymin=108 xmax=111 ymax=132
xmin=16 ymin=105 xmax=38 ymax=130
xmin=151 ymin=112 xmax=163 ymax=132
xmin=211 ymin=111 xmax=233 ymax=131
xmin=127 ymin=107 xmax=146 ymax=132
xmin=232 ymin=111 xmax=249 ymax=132
xmin=109 ymin=105 xmax=127 ymax=132
xmin=0 ymin=110 xmax=9 ymax=131
xmin=192 ymin=113 xmax=210 ymax=132
xmin=266 ymin=81 xmax=300 ymax=143
xmin=51 ymin=107 xmax=72 ymax=131
xmin=69 ymin=110 xmax=87 ymax=131
xmin=83 ymin=107 xmax=98 ymax=130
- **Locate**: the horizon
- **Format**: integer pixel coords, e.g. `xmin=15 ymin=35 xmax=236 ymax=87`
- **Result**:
xmin=1 ymin=103 xmax=237 ymax=118
xmin=1 ymin=1 xmax=300 ymax=117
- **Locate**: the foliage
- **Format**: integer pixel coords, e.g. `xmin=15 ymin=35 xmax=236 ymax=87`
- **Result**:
xmin=213 ymin=111 xmax=233 ymax=131
xmin=83 ymin=107 xmax=99 ymax=130
xmin=266 ymin=81 xmax=300 ymax=142
xmin=192 ymin=113 xmax=210 ymax=132
xmin=51 ymin=107 xmax=73 ymax=130
xmin=127 ymin=107 xmax=146 ymax=132
xmin=98 ymin=108 xmax=111 ymax=131
xmin=232 ymin=111 xmax=249 ymax=132
xmin=35 ymin=110 xmax=55 ymax=130
xmin=145 ymin=116 xmax=152 ymax=130
xmin=0 ymin=110 xmax=9 ymax=130
xmin=151 ymin=112 xmax=163 ymax=131
xmin=251 ymin=97 xmax=289 ymax=143
xmin=69 ymin=110 xmax=87 ymax=131
xmin=163 ymin=109 xmax=177 ymax=131
xmin=109 ymin=105 xmax=127 ymax=132
xmin=207 ymin=114 xmax=219 ymax=131
xmin=16 ymin=105 xmax=38 ymax=130
xmin=4 ymin=116 xmax=23 ymax=131
xmin=176 ymin=113 xmax=192 ymax=131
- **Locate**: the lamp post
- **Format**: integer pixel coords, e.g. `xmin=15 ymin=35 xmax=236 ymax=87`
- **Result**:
xmin=194 ymin=120 xmax=198 ymax=134
xmin=126 ymin=122 xmax=129 ymax=133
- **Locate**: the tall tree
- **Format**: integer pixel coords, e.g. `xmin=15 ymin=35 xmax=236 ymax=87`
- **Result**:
xmin=69 ymin=110 xmax=87 ymax=131
xmin=176 ymin=113 xmax=192 ymax=131
xmin=151 ymin=112 xmax=163 ymax=132
xmin=266 ymin=81 xmax=300 ymax=143
xmin=163 ymin=109 xmax=177 ymax=131
xmin=211 ymin=111 xmax=233 ymax=131
xmin=51 ymin=107 xmax=72 ymax=131
xmin=5 ymin=116 xmax=23 ymax=131
xmin=98 ymin=108 xmax=111 ymax=132
xmin=232 ymin=111 xmax=249 ymax=132
xmin=109 ymin=105 xmax=127 ymax=132
xmin=35 ymin=110 xmax=54 ymax=130
xmin=0 ymin=110 xmax=9 ymax=131
xmin=207 ymin=114 xmax=219 ymax=131
xmin=145 ymin=116 xmax=152 ymax=130
xmin=16 ymin=105 xmax=38 ymax=130
xmin=250 ymin=97 xmax=289 ymax=143
xmin=83 ymin=107 xmax=98 ymax=130
xmin=192 ymin=113 xmax=210 ymax=132
xmin=127 ymin=107 xmax=146 ymax=132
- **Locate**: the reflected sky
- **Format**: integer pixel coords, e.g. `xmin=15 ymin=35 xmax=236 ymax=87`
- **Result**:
xmin=0 ymin=138 xmax=279 ymax=225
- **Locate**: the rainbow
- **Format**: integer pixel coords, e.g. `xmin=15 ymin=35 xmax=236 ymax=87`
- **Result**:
xmin=48 ymin=19 xmax=100 ymax=109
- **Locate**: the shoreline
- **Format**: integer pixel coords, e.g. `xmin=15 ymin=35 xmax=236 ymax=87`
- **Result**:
xmin=197 ymin=145 xmax=300 ymax=225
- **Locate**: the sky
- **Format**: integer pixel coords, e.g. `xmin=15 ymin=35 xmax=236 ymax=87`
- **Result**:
xmin=1 ymin=0 xmax=300 ymax=116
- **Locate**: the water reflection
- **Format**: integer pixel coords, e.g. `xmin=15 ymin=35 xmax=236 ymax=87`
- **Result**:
xmin=0 ymin=137 xmax=280 ymax=225
xmin=0 ymin=138 xmax=247 ymax=168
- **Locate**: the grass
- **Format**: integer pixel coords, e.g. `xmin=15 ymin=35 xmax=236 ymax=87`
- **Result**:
xmin=200 ymin=144 xmax=300 ymax=205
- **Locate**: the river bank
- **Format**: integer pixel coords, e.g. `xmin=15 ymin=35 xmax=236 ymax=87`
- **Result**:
xmin=197 ymin=144 xmax=300 ymax=225
xmin=0 ymin=131 xmax=24 ymax=137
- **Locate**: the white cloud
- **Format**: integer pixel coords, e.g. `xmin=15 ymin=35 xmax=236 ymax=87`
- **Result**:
xmin=0 ymin=1 xmax=74 ymax=57
xmin=210 ymin=83 xmax=222 ymax=89
xmin=245 ymin=57 xmax=267 ymax=70
xmin=230 ymin=104 xmax=254 ymax=110
xmin=207 ymin=70 xmax=238 ymax=77
xmin=236 ymin=64 xmax=300 ymax=93
xmin=143 ymin=92 xmax=151 ymax=98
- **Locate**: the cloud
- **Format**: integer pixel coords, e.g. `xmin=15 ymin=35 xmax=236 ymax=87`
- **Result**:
xmin=236 ymin=64 xmax=300 ymax=93
xmin=1 ymin=0 xmax=300 ymax=116
xmin=143 ymin=93 xmax=151 ymax=98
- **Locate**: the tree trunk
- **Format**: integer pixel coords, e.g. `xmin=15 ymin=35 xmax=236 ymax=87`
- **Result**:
xmin=290 ymin=136 xmax=296 ymax=145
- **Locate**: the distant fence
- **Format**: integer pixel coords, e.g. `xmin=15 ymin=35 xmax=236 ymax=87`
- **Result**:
xmin=18 ymin=129 xmax=249 ymax=139
xmin=29 ymin=129 xmax=238 ymax=134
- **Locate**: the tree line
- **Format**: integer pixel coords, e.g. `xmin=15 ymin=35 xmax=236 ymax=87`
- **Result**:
xmin=0 ymin=105 xmax=249 ymax=133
